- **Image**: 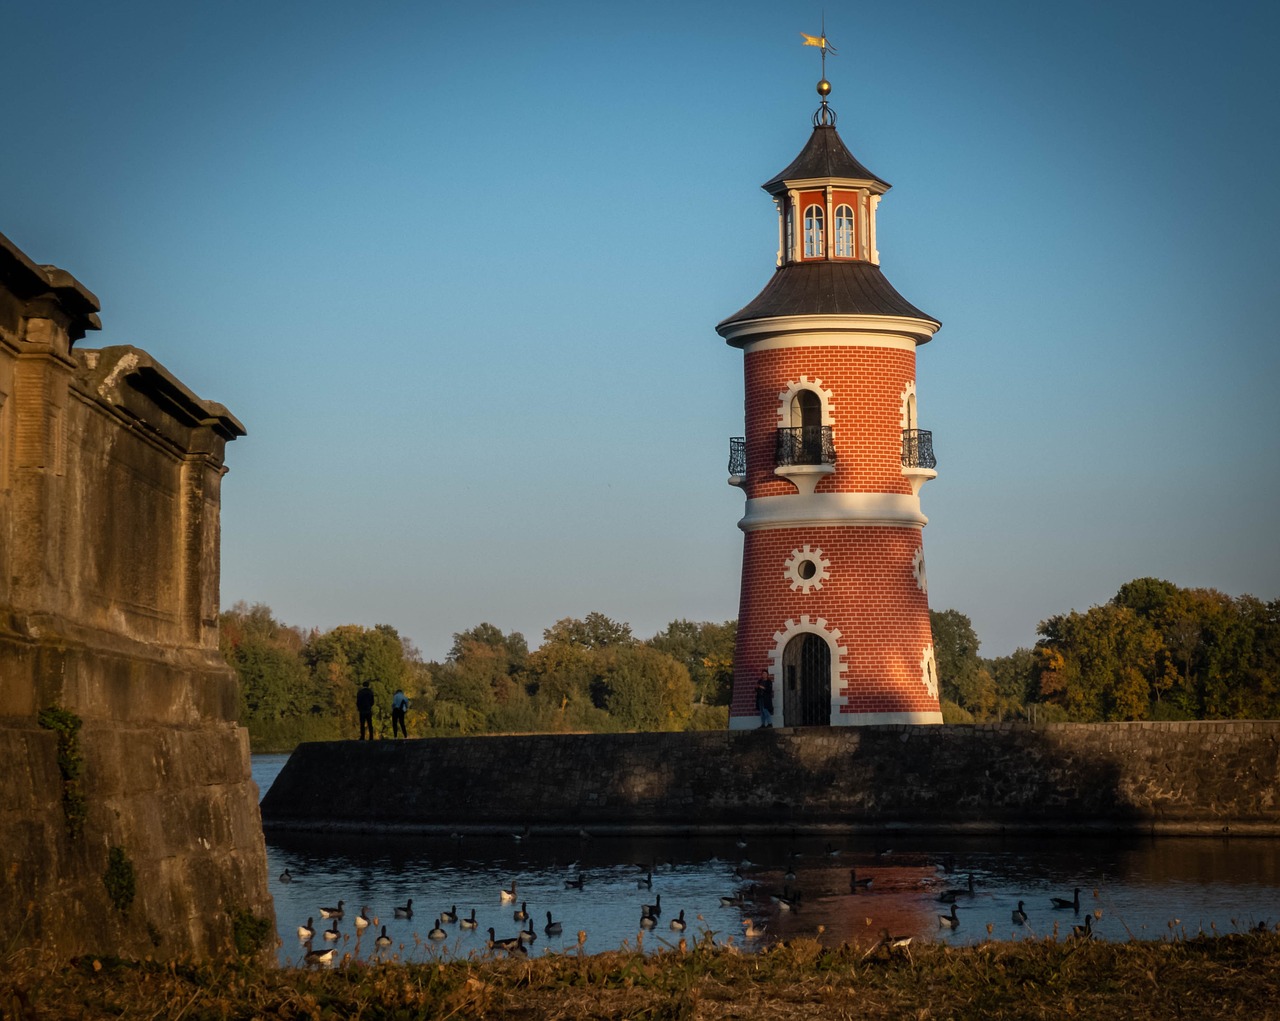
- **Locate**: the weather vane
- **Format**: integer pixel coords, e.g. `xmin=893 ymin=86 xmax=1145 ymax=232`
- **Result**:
xmin=801 ymin=17 xmax=837 ymax=126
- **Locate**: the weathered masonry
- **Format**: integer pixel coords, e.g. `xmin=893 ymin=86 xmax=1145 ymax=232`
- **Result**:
xmin=0 ymin=230 xmax=273 ymax=960
xmin=262 ymin=722 xmax=1280 ymax=837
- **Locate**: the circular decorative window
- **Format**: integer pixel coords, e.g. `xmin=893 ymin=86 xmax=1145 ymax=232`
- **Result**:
xmin=783 ymin=545 xmax=830 ymax=593
xmin=912 ymin=547 xmax=928 ymax=594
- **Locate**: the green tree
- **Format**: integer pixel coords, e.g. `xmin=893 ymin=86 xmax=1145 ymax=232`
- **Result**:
xmin=590 ymin=646 xmax=695 ymax=731
xmin=647 ymin=619 xmax=736 ymax=706
xmin=1035 ymin=605 xmax=1162 ymax=721
xmin=930 ymin=609 xmax=995 ymax=720
xmin=542 ymin=612 xmax=634 ymax=650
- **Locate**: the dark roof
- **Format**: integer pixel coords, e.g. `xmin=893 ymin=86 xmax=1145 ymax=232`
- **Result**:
xmin=762 ymin=125 xmax=889 ymax=194
xmin=716 ymin=261 xmax=940 ymax=343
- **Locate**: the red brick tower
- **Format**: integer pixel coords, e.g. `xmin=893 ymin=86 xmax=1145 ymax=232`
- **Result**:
xmin=719 ymin=74 xmax=943 ymax=728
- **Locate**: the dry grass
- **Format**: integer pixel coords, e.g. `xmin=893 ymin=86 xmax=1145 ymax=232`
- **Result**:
xmin=5 ymin=933 xmax=1280 ymax=1020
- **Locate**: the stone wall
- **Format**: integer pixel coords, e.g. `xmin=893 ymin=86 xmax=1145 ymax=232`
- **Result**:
xmin=0 ymin=230 xmax=273 ymax=961
xmin=262 ymin=722 xmax=1280 ymax=836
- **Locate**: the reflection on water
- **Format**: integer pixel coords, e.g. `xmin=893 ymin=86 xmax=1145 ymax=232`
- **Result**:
xmin=253 ymin=755 xmax=1280 ymax=965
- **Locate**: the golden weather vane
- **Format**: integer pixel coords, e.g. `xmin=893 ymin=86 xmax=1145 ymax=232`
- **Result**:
xmin=801 ymin=16 xmax=837 ymax=124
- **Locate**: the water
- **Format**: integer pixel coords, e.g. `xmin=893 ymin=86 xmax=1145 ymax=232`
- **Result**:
xmin=253 ymin=754 xmax=1280 ymax=965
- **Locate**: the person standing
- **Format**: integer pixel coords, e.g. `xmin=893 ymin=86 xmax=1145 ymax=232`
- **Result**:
xmin=755 ymin=671 xmax=774 ymax=728
xmin=356 ymin=681 xmax=375 ymax=740
xmin=391 ymin=688 xmax=409 ymax=739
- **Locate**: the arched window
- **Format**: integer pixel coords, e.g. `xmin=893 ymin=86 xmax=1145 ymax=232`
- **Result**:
xmin=803 ymin=204 xmax=824 ymax=258
xmin=790 ymin=389 xmax=823 ymax=464
xmin=834 ymin=204 xmax=855 ymax=258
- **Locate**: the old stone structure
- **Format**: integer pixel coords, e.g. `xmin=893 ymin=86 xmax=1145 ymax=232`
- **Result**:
xmin=263 ymin=722 xmax=1280 ymax=837
xmin=0 ymin=230 xmax=273 ymax=960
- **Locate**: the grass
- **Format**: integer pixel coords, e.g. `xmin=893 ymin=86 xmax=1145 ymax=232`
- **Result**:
xmin=5 ymin=930 xmax=1280 ymax=1020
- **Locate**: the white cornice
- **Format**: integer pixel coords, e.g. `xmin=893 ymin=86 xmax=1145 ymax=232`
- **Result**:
xmin=739 ymin=492 xmax=927 ymax=531
xmin=721 ymin=314 xmax=938 ymax=349
xmin=782 ymin=177 xmax=889 ymax=196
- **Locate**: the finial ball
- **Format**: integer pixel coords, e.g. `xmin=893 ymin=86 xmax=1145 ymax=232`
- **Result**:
xmin=817 ymin=79 xmax=832 ymax=97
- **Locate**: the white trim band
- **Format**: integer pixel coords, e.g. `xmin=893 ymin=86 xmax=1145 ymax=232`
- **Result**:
xmin=729 ymin=711 xmax=944 ymax=730
xmin=740 ymin=492 xmax=928 ymax=531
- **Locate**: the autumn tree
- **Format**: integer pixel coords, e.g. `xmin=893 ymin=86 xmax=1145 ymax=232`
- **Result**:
xmin=647 ymin=619 xmax=736 ymax=706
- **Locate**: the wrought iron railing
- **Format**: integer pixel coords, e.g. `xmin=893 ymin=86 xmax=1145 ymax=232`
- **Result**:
xmin=728 ymin=436 xmax=746 ymax=476
xmin=775 ymin=426 xmax=836 ymax=467
xmin=901 ymin=428 xmax=936 ymax=469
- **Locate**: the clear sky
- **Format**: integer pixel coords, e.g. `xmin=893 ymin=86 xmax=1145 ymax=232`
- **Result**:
xmin=7 ymin=0 xmax=1278 ymax=660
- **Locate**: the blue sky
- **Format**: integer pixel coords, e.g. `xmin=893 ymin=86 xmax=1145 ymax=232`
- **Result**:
xmin=7 ymin=0 xmax=1278 ymax=660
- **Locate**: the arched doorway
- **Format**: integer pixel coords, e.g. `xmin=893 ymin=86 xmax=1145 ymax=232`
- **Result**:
xmin=782 ymin=632 xmax=831 ymax=726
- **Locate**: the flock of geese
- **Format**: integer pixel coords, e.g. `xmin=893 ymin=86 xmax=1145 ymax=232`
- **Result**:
xmin=281 ymin=842 xmax=1109 ymax=965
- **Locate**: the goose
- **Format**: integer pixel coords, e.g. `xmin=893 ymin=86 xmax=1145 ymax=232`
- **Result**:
xmin=487 ymin=927 xmax=522 ymax=952
xmin=883 ymin=931 xmax=913 ymax=956
xmin=1051 ymin=887 xmax=1082 ymax=911
xmin=639 ymin=910 xmax=656 ymax=929
xmin=642 ymin=893 xmax=661 ymax=918
xmin=938 ymin=874 xmax=976 ymax=903
xmin=319 ymin=899 xmax=345 ymax=920
xmin=304 ymin=945 xmax=335 ymax=965
xmin=279 ymin=869 xmax=293 ymax=883
xmin=784 ymin=853 xmax=798 ymax=882
xmin=459 ymin=909 xmax=479 ymax=930
xmin=564 ymin=873 xmax=587 ymax=891
xmin=297 ymin=917 xmax=315 ymax=940
xmin=513 ymin=901 xmax=528 ymax=922
xmin=825 ymin=842 xmax=842 ymax=857
xmin=394 ymin=898 xmax=414 ymax=919
xmin=741 ymin=918 xmax=767 ymax=938
xmin=441 ymin=905 xmax=458 ymax=924
xmin=861 ymin=929 xmax=912 ymax=961
xmin=519 ymin=919 xmax=537 ymax=943
xmin=849 ymin=869 xmax=873 ymax=891
xmin=354 ymin=906 xmax=371 ymax=930
xmin=719 ymin=892 xmax=745 ymax=907
xmin=499 ymin=882 xmax=518 ymax=903
xmin=511 ymin=826 xmax=530 ymax=843
xmin=1072 ymin=914 xmax=1094 ymax=940
xmin=636 ymin=870 xmax=653 ymax=889
xmin=775 ymin=888 xmax=801 ymax=911
xmin=375 ymin=925 xmax=392 ymax=948
xmin=322 ymin=918 xmax=341 ymax=941
xmin=428 ymin=918 xmax=447 ymax=941
xmin=544 ymin=911 xmax=563 ymax=936
xmin=1012 ymin=900 xmax=1028 ymax=926
xmin=735 ymin=835 xmax=748 ymax=850
xmin=670 ymin=909 xmax=687 ymax=931
xmin=938 ymin=903 xmax=960 ymax=929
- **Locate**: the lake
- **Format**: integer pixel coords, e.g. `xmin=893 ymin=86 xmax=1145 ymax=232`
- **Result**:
xmin=252 ymin=753 xmax=1280 ymax=965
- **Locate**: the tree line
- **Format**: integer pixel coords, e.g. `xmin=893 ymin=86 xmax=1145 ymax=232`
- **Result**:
xmin=936 ymin=577 xmax=1279 ymax=724
xmin=224 ymin=577 xmax=1277 ymax=751
xmin=221 ymin=605 xmax=734 ymax=751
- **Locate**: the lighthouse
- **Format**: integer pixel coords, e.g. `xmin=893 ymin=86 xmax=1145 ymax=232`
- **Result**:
xmin=719 ymin=68 xmax=943 ymax=728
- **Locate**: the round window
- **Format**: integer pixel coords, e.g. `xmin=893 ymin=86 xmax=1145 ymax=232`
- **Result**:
xmin=797 ymin=560 xmax=816 ymax=580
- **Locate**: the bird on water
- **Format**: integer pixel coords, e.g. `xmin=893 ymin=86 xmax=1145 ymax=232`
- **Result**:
xmin=395 ymin=898 xmax=414 ymax=919
xmin=319 ymin=899 xmax=344 ymax=919
xmin=375 ymin=925 xmax=392 ymax=948
xmin=297 ymin=917 xmax=315 ymax=940
xmin=499 ymin=881 xmax=518 ymax=902
xmin=460 ymin=909 xmax=479 ymax=930
xmin=1051 ymin=887 xmax=1082 ymax=911
xmin=544 ymin=911 xmax=563 ymax=936
xmin=938 ymin=903 xmax=960 ymax=929
xmin=1012 ymin=900 xmax=1028 ymax=925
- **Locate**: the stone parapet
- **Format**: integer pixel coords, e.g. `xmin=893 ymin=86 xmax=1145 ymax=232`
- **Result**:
xmin=262 ymin=722 xmax=1280 ymax=836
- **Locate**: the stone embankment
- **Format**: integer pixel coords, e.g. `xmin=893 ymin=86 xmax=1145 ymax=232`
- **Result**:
xmin=261 ymin=721 xmax=1280 ymax=836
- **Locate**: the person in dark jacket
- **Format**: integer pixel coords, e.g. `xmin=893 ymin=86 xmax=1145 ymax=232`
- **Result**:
xmin=755 ymin=671 xmax=774 ymax=728
xmin=356 ymin=682 xmax=375 ymax=740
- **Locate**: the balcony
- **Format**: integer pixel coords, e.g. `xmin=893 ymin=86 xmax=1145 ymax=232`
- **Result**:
xmin=773 ymin=426 xmax=835 ymax=495
xmin=901 ymin=428 xmax=937 ymax=496
xmin=727 ymin=436 xmax=745 ymax=486
xmin=901 ymin=429 xmax=936 ymax=469
xmin=775 ymin=426 xmax=836 ymax=467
